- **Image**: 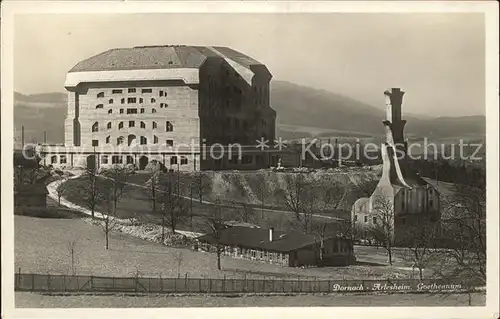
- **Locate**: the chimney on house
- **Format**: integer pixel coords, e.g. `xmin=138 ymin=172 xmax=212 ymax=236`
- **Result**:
xmin=269 ymin=228 xmax=274 ymax=241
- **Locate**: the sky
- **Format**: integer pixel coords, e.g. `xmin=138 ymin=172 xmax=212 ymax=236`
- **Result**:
xmin=14 ymin=13 xmax=485 ymax=116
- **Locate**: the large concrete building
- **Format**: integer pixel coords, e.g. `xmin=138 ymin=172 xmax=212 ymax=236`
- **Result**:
xmin=37 ymin=45 xmax=277 ymax=171
xmin=351 ymin=88 xmax=441 ymax=245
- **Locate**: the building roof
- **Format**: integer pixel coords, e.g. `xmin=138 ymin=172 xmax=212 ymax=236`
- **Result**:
xmin=196 ymin=226 xmax=339 ymax=253
xmin=69 ymin=45 xmax=264 ymax=73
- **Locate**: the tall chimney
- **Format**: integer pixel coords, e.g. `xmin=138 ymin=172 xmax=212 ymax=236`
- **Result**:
xmin=269 ymin=228 xmax=274 ymax=242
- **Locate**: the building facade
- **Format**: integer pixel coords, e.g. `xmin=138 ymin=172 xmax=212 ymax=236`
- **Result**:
xmin=38 ymin=45 xmax=277 ymax=171
xmin=195 ymin=226 xmax=355 ymax=267
xmin=351 ymin=88 xmax=441 ymax=245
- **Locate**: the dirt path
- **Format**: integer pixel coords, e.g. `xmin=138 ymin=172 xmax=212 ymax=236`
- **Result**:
xmin=46 ymin=171 xmax=202 ymax=238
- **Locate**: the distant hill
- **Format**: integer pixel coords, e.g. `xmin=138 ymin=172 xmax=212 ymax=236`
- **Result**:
xmin=12 ymin=82 xmax=485 ymax=146
xmin=271 ymin=81 xmax=485 ymax=140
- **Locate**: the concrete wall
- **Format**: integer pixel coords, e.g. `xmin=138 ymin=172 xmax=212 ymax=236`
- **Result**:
xmin=66 ymin=80 xmax=200 ymax=149
xmin=57 ymin=56 xmax=276 ymax=172
xmin=198 ymin=58 xmax=276 ymax=170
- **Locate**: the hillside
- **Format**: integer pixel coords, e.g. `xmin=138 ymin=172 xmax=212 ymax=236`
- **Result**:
xmin=271 ymin=81 xmax=485 ymax=140
xmin=12 ymin=81 xmax=485 ymax=146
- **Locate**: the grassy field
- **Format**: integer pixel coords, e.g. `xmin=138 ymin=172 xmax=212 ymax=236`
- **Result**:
xmin=15 ymin=291 xmax=485 ymax=307
xmin=15 ymin=215 xmax=415 ymax=280
xmin=62 ymin=173 xmax=353 ymax=233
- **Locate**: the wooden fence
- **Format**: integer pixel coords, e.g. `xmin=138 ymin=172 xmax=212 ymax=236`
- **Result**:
xmin=14 ymin=273 xmax=476 ymax=294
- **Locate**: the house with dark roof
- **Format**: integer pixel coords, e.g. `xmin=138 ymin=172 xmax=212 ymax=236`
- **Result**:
xmin=37 ymin=45 xmax=277 ymax=172
xmin=351 ymin=88 xmax=441 ymax=245
xmin=195 ymin=226 xmax=355 ymax=267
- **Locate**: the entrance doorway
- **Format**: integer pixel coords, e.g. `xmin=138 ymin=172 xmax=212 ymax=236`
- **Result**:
xmin=126 ymin=155 xmax=134 ymax=165
xmin=86 ymin=155 xmax=96 ymax=169
xmin=139 ymin=156 xmax=149 ymax=170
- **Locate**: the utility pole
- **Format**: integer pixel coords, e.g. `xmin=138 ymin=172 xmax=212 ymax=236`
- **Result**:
xmin=21 ymin=126 xmax=25 ymax=148
xmin=44 ymin=130 xmax=47 ymax=144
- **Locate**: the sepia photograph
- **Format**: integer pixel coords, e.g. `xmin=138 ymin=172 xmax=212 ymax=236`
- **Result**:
xmin=1 ymin=1 xmax=498 ymax=318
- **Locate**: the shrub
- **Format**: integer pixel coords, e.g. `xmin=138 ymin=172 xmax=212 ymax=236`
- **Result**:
xmin=14 ymin=206 xmax=82 ymax=219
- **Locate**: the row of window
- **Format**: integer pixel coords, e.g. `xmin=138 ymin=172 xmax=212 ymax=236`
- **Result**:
xmin=92 ymin=121 xmax=173 ymax=132
xmin=354 ymin=215 xmax=378 ymax=224
xmin=226 ymin=246 xmax=288 ymax=262
xmin=102 ymin=108 xmax=158 ymax=114
xmin=92 ymin=136 xmax=174 ymax=147
xmin=97 ymin=88 xmax=166 ymax=97
xmin=103 ymin=155 xmax=188 ymax=165
xmin=96 ymin=98 xmax=166 ymax=106
xmin=49 ymin=154 xmax=188 ymax=165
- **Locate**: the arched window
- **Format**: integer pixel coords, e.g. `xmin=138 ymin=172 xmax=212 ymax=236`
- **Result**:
xmin=152 ymin=121 xmax=157 ymax=129
xmin=128 ymin=134 xmax=137 ymax=146
xmin=97 ymin=92 xmax=104 ymax=98
xmin=92 ymin=122 xmax=99 ymax=132
xmin=96 ymin=104 xmax=103 ymax=109
xmin=108 ymin=109 xmax=112 ymax=114
xmin=118 ymin=122 xmax=124 ymax=130
xmin=107 ymin=122 xmax=111 ymax=129
xmin=117 ymin=136 xmax=124 ymax=145
xmin=140 ymin=136 xmax=147 ymax=145
xmin=151 ymin=98 xmax=156 ymax=103
xmin=152 ymin=108 xmax=157 ymax=113
xmin=106 ymin=136 xmax=110 ymax=144
xmin=166 ymin=121 xmax=173 ymax=132
xmin=153 ymin=135 xmax=158 ymax=144
xmin=140 ymin=121 xmax=146 ymax=129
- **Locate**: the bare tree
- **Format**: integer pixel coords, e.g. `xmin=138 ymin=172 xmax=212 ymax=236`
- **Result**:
xmin=193 ymin=172 xmax=209 ymax=203
xmin=67 ymin=238 xmax=78 ymax=275
xmin=100 ymin=192 xmax=119 ymax=250
xmin=352 ymin=172 xmax=379 ymax=198
xmin=275 ymin=173 xmax=314 ymax=233
xmin=256 ymin=180 xmax=268 ymax=219
xmin=339 ymin=218 xmax=363 ymax=243
xmin=201 ymin=198 xmax=227 ymax=270
xmin=145 ymin=162 xmax=161 ymax=219
xmin=277 ymin=174 xmax=345 ymax=234
xmin=435 ymin=184 xmax=486 ymax=286
xmin=310 ymin=220 xmax=329 ymax=262
xmin=237 ymin=201 xmax=256 ymax=223
xmin=159 ymin=170 xmax=189 ymax=236
xmin=101 ymin=166 xmax=129 ymax=214
xmin=80 ymin=167 xmax=101 ymax=220
xmin=173 ymin=251 xmax=184 ymax=278
xmin=56 ymin=182 xmax=67 ymax=206
xmin=401 ymin=222 xmax=439 ymax=280
xmin=367 ymin=195 xmax=395 ymax=265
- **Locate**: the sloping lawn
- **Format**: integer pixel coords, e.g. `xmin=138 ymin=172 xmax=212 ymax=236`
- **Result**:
xmin=61 ymin=176 xmax=339 ymax=233
xmin=15 ymin=215 xmax=413 ymax=280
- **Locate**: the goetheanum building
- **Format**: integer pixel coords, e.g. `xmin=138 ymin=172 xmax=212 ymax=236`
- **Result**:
xmin=37 ymin=45 xmax=277 ymax=171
